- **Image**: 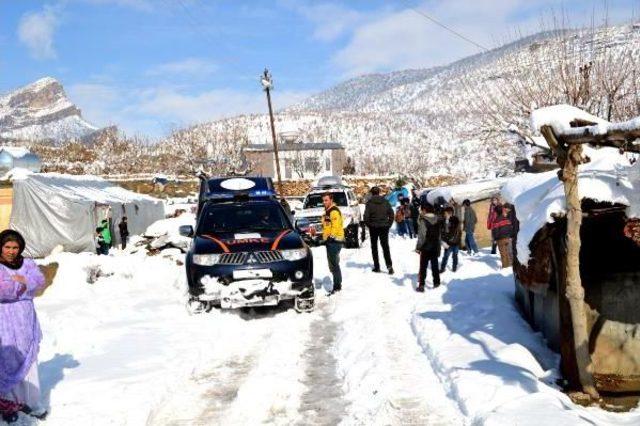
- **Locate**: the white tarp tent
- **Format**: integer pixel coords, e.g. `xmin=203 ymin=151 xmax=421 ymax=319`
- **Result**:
xmin=9 ymin=173 xmax=165 ymax=257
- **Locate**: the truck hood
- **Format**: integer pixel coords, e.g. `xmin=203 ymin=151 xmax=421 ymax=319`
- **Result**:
xmin=192 ymin=229 xmax=304 ymax=254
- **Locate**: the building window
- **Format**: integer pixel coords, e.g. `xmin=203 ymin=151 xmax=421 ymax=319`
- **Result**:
xmin=325 ymin=157 xmax=331 ymax=171
xmin=305 ymin=157 xmax=319 ymax=173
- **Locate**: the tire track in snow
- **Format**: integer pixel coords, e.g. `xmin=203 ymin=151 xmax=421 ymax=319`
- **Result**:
xmin=145 ymin=319 xmax=272 ymax=425
xmin=295 ymin=298 xmax=348 ymax=425
xmin=332 ymin=237 xmax=462 ymax=425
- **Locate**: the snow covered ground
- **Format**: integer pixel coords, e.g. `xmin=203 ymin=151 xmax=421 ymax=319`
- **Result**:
xmin=9 ymin=221 xmax=640 ymax=425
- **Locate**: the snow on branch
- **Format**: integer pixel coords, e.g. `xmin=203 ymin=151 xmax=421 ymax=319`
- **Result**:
xmin=531 ymin=104 xmax=640 ymax=153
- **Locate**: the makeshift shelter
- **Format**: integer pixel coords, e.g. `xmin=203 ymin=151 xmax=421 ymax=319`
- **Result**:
xmin=10 ymin=173 xmax=165 ymax=257
xmin=426 ymin=178 xmax=508 ymax=247
xmin=503 ymin=105 xmax=640 ymax=396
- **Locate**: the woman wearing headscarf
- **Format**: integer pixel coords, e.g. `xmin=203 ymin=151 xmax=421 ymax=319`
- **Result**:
xmin=0 ymin=230 xmax=46 ymax=421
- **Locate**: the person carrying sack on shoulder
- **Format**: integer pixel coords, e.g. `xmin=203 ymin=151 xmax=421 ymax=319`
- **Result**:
xmin=322 ymin=193 xmax=344 ymax=294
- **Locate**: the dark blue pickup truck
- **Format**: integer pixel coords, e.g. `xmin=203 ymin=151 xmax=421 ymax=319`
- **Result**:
xmin=180 ymin=176 xmax=314 ymax=313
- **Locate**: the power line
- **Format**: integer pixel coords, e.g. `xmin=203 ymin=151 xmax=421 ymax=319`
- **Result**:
xmin=401 ymin=0 xmax=490 ymax=52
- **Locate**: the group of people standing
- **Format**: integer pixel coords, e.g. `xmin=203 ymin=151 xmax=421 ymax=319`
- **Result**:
xmin=393 ymin=193 xmax=419 ymax=239
xmin=320 ymin=186 xmax=519 ymax=294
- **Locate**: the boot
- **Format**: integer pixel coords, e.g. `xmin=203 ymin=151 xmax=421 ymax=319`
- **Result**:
xmin=416 ymin=284 xmax=425 ymax=292
xmin=388 ymin=267 xmax=394 ymax=275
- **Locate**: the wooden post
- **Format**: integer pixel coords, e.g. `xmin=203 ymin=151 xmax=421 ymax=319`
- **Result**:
xmin=541 ymin=125 xmax=600 ymax=400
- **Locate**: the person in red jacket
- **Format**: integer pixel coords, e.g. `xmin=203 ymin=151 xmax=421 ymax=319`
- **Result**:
xmin=487 ymin=196 xmax=501 ymax=255
xmin=492 ymin=203 xmax=517 ymax=268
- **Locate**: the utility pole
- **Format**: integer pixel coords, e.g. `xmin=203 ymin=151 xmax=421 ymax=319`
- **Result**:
xmin=260 ymin=68 xmax=283 ymax=194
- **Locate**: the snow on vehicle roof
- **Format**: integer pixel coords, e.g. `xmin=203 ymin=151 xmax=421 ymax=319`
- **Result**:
xmin=313 ymin=175 xmax=343 ymax=187
xmin=426 ymin=178 xmax=507 ymax=204
xmin=503 ymin=146 xmax=640 ymax=265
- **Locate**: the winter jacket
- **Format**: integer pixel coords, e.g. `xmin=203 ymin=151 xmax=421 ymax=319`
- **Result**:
xmin=364 ymin=195 xmax=394 ymax=228
xmin=416 ymin=213 xmax=442 ymax=256
xmin=410 ymin=198 xmax=420 ymax=220
xmin=463 ymin=206 xmax=477 ymax=233
xmin=118 ymin=220 xmax=129 ymax=237
xmin=487 ymin=203 xmax=501 ymax=230
xmin=441 ymin=216 xmax=461 ymax=246
xmin=100 ymin=220 xmax=112 ymax=245
xmin=402 ymin=204 xmax=412 ymax=220
xmin=492 ymin=214 xmax=514 ymax=240
xmin=322 ymin=204 xmax=344 ymax=241
xmin=395 ymin=207 xmax=405 ymax=224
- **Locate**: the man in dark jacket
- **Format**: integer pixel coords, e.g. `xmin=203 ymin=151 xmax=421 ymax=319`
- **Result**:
xmin=415 ymin=203 xmax=441 ymax=291
xmin=118 ymin=216 xmax=129 ymax=250
xmin=462 ymin=199 xmax=479 ymax=255
xmin=440 ymin=207 xmax=461 ymax=273
xmin=410 ymin=189 xmax=421 ymax=236
xmin=363 ymin=186 xmax=394 ymax=274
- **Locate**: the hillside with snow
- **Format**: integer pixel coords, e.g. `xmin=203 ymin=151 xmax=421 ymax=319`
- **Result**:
xmin=0 ymin=77 xmax=101 ymax=142
xmin=179 ymin=24 xmax=640 ymax=178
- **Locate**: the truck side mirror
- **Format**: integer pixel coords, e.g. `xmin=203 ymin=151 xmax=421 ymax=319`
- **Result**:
xmin=179 ymin=225 xmax=194 ymax=237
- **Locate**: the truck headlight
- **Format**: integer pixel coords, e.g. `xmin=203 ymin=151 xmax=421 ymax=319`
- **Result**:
xmin=193 ymin=254 xmax=221 ymax=266
xmin=280 ymin=248 xmax=308 ymax=261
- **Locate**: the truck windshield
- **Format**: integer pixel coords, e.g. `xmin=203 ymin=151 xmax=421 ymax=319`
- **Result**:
xmin=197 ymin=202 xmax=290 ymax=234
xmin=303 ymin=193 xmax=348 ymax=209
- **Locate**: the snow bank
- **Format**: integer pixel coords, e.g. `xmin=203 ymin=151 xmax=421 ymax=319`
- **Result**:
xmin=503 ymin=146 xmax=640 ymax=264
xmin=143 ymin=213 xmax=195 ymax=250
xmin=410 ymin=249 xmax=640 ymax=425
xmin=427 ymin=178 xmax=507 ymax=204
xmin=1 ymin=167 xmax=33 ymax=181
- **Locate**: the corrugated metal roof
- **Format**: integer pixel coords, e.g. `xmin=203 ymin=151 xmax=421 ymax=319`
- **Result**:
xmin=245 ymin=142 xmax=344 ymax=152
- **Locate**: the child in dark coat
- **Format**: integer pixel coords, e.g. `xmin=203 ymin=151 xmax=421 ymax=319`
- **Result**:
xmin=440 ymin=207 xmax=461 ymax=272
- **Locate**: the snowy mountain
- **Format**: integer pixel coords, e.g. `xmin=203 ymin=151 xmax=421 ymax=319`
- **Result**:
xmin=0 ymin=77 xmax=100 ymax=142
xmin=177 ymin=24 xmax=640 ymax=179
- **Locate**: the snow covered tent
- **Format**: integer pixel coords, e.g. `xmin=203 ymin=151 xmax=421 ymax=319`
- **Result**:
xmin=503 ymin=105 xmax=640 ymax=394
xmin=9 ymin=173 xmax=165 ymax=257
xmin=426 ymin=178 xmax=508 ymax=247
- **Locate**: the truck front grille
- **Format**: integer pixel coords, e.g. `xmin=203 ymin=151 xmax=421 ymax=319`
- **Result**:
xmin=217 ymin=251 xmax=283 ymax=265
xmin=254 ymin=251 xmax=284 ymax=263
xmin=218 ymin=252 xmax=248 ymax=265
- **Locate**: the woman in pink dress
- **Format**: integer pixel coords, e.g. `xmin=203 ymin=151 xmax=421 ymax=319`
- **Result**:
xmin=0 ymin=230 xmax=46 ymax=422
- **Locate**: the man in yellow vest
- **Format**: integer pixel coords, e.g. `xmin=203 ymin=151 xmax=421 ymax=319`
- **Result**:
xmin=322 ymin=193 xmax=344 ymax=294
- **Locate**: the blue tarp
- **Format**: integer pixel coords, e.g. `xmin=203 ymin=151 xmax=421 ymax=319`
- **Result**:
xmin=385 ymin=187 xmax=409 ymax=207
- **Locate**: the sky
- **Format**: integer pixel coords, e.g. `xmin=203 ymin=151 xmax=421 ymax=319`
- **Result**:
xmin=0 ymin=0 xmax=638 ymax=137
